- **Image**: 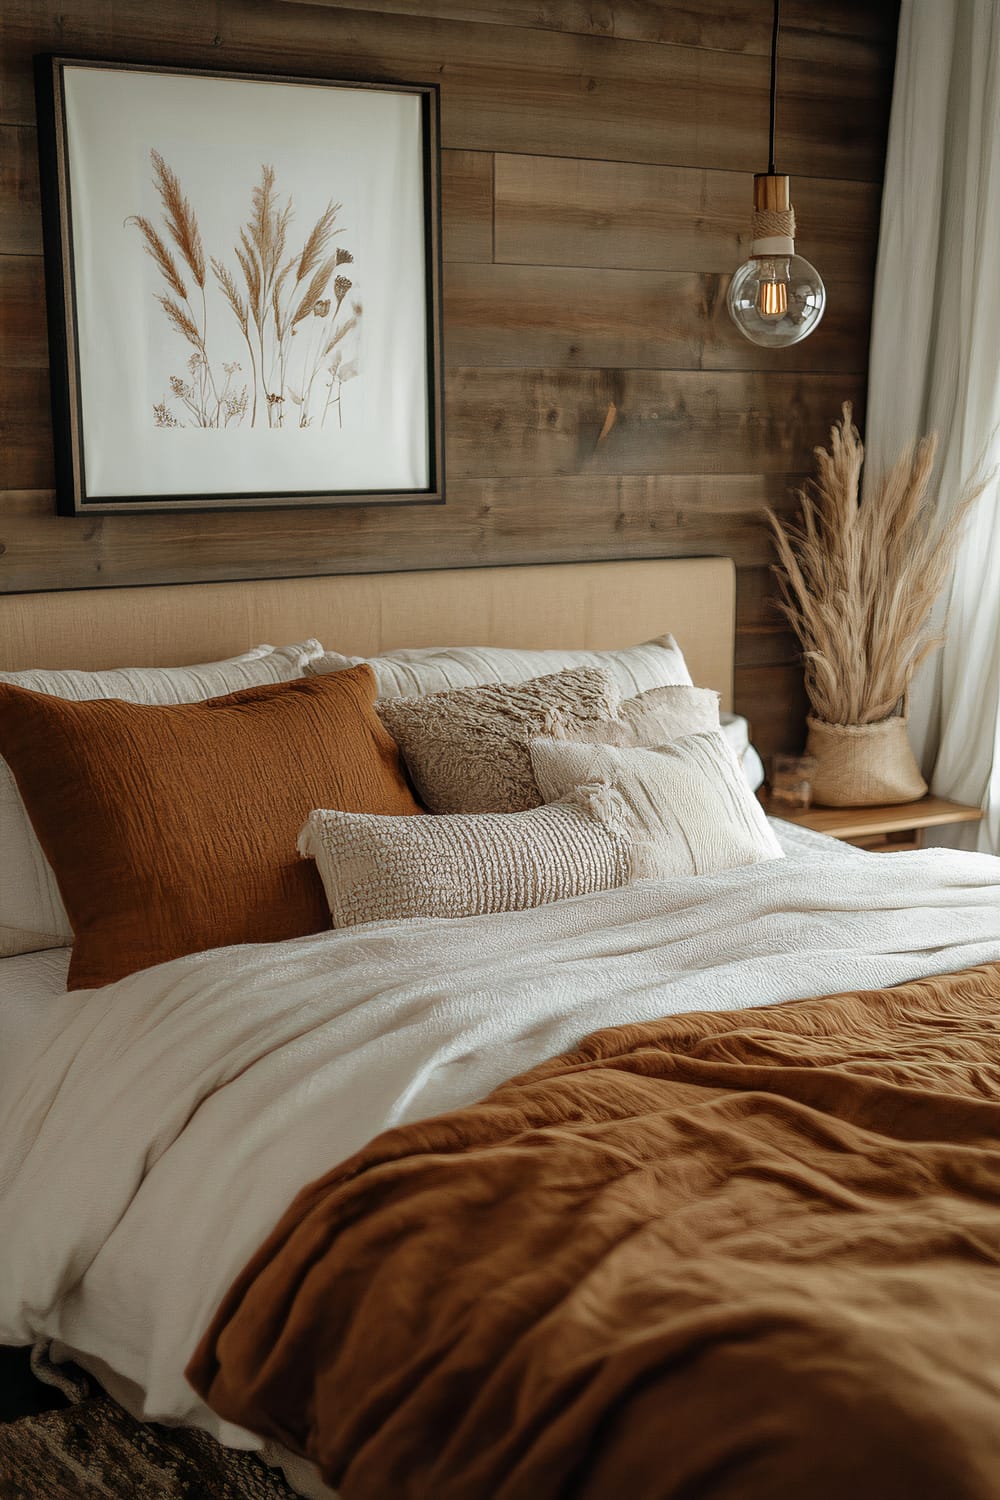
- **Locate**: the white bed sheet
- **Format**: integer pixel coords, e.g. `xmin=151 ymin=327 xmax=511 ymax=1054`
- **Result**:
xmin=0 ymin=946 xmax=72 ymax=1054
xmin=6 ymin=828 xmax=1000 ymax=1500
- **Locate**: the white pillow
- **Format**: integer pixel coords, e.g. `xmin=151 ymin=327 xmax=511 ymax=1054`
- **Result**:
xmin=720 ymin=712 xmax=766 ymax=792
xmin=542 ymin=688 xmax=765 ymax=793
xmin=529 ymin=733 xmax=784 ymax=879
xmin=0 ymin=641 xmax=324 ymax=958
xmin=307 ymin=635 xmax=692 ymax=698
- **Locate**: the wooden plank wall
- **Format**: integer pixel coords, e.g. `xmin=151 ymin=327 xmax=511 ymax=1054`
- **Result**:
xmin=0 ymin=0 xmax=898 ymax=758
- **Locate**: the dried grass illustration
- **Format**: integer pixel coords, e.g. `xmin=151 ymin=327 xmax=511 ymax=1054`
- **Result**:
xmin=129 ymin=152 xmax=361 ymax=431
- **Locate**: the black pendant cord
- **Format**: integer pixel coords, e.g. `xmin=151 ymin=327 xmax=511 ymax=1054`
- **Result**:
xmin=768 ymin=0 xmax=781 ymax=175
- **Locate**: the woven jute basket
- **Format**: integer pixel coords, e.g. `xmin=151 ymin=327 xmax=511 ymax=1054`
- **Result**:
xmin=806 ymin=714 xmax=928 ymax=807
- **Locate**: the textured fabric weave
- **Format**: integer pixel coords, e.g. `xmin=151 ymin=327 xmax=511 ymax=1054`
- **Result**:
xmin=377 ymin=667 xmax=622 ymax=814
xmin=0 ymin=642 xmax=324 ymax=959
xmin=0 ymin=667 xmax=420 ymax=989
xmin=309 ymin=635 xmax=692 ymax=697
xmin=530 ymin=732 xmax=784 ymax=878
xmin=300 ymin=801 xmax=630 ymax=928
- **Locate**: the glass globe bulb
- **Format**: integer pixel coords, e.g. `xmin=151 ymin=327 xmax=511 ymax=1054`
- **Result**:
xmin=727 ymin=254 xmax=826 ymax=347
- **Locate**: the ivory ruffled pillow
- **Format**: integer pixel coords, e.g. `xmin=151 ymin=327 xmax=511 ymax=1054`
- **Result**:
xmin=529 ymin=733 xmax=784 ymax=879
xmin=377 ymin=667 xmax=622 ymax=815
xmin=544 ymin=686 xmax=766 ymax=791
xmin=546 ymin=684 xmax=720 ymax=747
xmin=299 ymin=800 xmax=632 ymax=928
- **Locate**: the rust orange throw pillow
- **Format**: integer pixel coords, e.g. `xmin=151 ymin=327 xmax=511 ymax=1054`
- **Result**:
xmin=0 ymin=667 xmax=421 ymax=989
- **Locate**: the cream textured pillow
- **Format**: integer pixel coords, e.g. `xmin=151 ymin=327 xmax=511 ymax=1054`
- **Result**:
xmin=0 ymin=641 xmax=324 ymax=958
xmin=377 ymin=667 xmax=622 ymax=814
xmin=299 ymin=801 xmax=631 ymax=928
xmin=308 ymin=635 xmax=692 ymax=697
xmin=546 ymin=684 xmax=720 ymax=747
xmin=529 ymin=733 xmax=784 ymax=879
xmin=547 ymin=691 xmax=767 ymax=792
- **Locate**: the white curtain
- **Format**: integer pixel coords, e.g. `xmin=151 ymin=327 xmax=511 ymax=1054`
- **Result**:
xmin=863 ymin=0 xmax=1000 ymax=853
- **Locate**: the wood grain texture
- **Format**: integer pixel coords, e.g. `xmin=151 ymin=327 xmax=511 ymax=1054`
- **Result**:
xmin=735 ymin=662 xmax=810 ymax=760
xmin=0 ymin=255 xmax=47 ymax=366
xmin=444 ymin=368 xmax=865 ymax=478
xmin=441 ymin=150 xmax=494 ymax=262
xmin=0 ymin=126 xmax=41 ymax=254
xmin=773 ymin=796 xmax=984 ymax=840
xmin=275 ymin=0 xmax=897 ymax=67
xmin=0 ymin=0 xmax=898 ymax=757
xmin=0 ymin=474 xmax=802 ymax=590
xmin=1 ymin=3 xmax=893 ymax=180
xmin=493 ymin=154 xmax=881 ymax=283
xmin=1 ymin=368 xmax=52 ymax=491
xmin=443 ymin=263 xmax=870 ymax=372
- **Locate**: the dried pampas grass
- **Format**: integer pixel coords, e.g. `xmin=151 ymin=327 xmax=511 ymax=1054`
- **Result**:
xmin=767 ymin=403 xmax=989 ymax=726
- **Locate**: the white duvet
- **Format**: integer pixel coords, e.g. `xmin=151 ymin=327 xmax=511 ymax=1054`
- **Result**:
xmin=3 ymin=838 xmax=1000 ymax=1497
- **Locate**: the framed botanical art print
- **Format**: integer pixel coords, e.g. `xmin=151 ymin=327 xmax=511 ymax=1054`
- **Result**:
xmin=34 ymin=57 xmax=444 ymax=514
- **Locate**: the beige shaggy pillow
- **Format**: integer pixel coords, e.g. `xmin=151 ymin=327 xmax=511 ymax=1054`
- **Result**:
xmin=546 ymin=684 xmax=720 ymax=748
xmin=377 ymin=667 xmax=622 ymax=814
xmin=299 ymin=800 xmax=631 ymax=928
xmin=529 ymin=733 xmax=784 ymax=879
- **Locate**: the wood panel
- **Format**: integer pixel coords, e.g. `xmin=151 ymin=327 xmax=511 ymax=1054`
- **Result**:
xmin=0 ymin=0 xmax=899 ymax=760
xmin=0 ymin=125 xmax=41 ymax=255
xmin=440 ymin=151 xmax=494 ymax=263
xmin=444 ymin=263 xmax=869 ymax=372
xmin=493 ymin=154 xmax=881 ymax=283
xmin=0 ymin=255 xmax=47 ymax=368
xmin=735 ymin=661 xmax=810 ymax=759
xmin=277 ymin=0 xmax=897 ymax=67
xmin=0 ymin=473 xmax=805 ymax=598
xmin=1 ymin=3 xmax=894 ymax=181
xmin=444 ymin=368 xmax=865 ymax=478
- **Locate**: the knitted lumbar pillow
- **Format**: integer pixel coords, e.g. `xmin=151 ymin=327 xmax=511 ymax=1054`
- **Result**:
xmin=299 ymin=797 xmax=632 ymax=929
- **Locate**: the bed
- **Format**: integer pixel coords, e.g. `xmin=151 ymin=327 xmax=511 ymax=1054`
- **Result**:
xmin=2 ymin=558 xmax=1000 ymax=1500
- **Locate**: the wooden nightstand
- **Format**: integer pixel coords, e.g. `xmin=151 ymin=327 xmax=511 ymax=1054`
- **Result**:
xmin=764 ymin=795 xmax=984 ymax=852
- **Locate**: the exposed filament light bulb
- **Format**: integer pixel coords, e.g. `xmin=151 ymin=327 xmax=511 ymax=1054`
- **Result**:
xmin=727 ymin=175 xmax=825 ymax=347
xmin=726 ymin=1 xmax=826 ymax=348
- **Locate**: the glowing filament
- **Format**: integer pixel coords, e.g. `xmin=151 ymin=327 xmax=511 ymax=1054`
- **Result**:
xmin=756 ymin=279 xmax=788 ymax=319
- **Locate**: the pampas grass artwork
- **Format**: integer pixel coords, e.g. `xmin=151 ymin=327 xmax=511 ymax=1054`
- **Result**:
xmin=767 ymin=403 xmax=987 ymax=727
xmin=128 ymin=152 xmax=361 ymax=431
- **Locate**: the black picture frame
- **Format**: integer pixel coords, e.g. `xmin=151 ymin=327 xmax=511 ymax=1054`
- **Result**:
xmin=34 ymin=55 xmax=445 ymax=516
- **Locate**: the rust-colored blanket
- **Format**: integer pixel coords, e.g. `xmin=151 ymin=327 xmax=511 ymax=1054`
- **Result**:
xmin=189 ymin=964 xmax=1000 ymax=1499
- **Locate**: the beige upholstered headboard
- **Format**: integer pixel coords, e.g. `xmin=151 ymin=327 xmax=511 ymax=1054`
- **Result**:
xmin=0 ymin=558 xmax=736 ymax=709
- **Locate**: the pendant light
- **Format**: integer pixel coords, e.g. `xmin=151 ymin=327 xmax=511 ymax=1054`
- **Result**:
xmin=727 ymin=0 xmax=826 ymax=347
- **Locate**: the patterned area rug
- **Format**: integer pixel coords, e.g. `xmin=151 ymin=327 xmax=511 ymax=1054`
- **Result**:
xmin=0 ymin=1354 xmax=300 ymax=1500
